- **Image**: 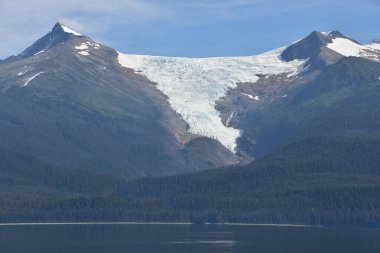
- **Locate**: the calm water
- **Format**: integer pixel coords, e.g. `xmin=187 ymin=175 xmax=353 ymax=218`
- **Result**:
xmin=0 ymin=223 xmax=380 ymax=253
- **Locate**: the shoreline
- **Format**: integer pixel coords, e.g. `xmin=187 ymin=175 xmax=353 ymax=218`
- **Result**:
xmin=0 ymin=221 xmax=318 ymax=227
xmin=0 ymin=222 xmax=378 ymax=229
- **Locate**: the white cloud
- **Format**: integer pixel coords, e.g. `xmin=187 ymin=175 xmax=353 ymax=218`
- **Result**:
xmin=0 ymin=0 xmax=169 ymax=58
xmin=185 ymin=0 xmax=259 ymax=9
xmin=59 ymin=19 xmax=86 ymax=33
xmin=0 ymin=0 xmax=379 ymax=59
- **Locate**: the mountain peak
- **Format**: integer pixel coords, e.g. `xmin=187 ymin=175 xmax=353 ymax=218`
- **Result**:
xmin=281 ymin=31 xmax=343 ymax=69
xmin=280 ymin=30 xmax=366 ymax=71
xmin=54 ymin=22 xmax=82 ymax=37
xmin=15 ymin=22 xmax=84 ymax=59
xmin=320 ymin=30 xmax=344 ymax=38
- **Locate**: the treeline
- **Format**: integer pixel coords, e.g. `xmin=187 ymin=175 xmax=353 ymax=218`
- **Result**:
xmin=1 ymin=132 xmax=380 ymax=228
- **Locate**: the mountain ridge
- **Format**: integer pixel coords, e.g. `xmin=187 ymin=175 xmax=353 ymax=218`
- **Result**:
xmin=0 ymin=23 xmax=242 ymax=178
xmin=0 ymin=24 xmax=380 ymax=226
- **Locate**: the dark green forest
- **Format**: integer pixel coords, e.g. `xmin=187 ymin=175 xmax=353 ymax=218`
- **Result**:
xmin=1 ymin=129 xmax=380 ymax=227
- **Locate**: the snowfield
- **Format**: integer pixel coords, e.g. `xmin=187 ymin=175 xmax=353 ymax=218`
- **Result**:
xmin=327 ymin=38 xmax=368 ymax=57
xmin=118 ymin=48 xmax=306 ymax=152
xmin=367 ymin=43 xmax=380 ymax=51
xmin=327 ymin=37 xmax=380 ymax=61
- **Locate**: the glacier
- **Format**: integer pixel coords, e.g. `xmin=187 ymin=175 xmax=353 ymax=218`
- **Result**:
xmin=118 ymin=47 xmax=306 ymax=152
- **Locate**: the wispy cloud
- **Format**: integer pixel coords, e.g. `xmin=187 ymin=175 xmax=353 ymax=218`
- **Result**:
xmin=0 ymin=0 xmax=169 ymax=58
xmin=185 ymin=0 xmax=258 ymax=9
xmin=0 ymin=0 xmax=379 ymax=58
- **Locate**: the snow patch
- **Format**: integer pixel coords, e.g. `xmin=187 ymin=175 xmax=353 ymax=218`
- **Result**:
xmin=75 ymin=43 xmax=89 ymax=50
xmin=242 ymin=92 xmax=254 ymax=99
xmin=367 ymin=43 xmax=380 ymax=51
xmin=75 ymin=42 xmax=100 ymax=56
xmin=242 ymin=92 xmax=259 ymax=101
xmin=34 ymin=50 xmax=45 ymax=56
xmin=327 ymin=38 xmax=367 ymax=57
xmin=118 ymin=48 xmax=306 ymax=152
xmin=60 ymin=24 xmax=82 ymax=36
xmin=87 ymin=42 xmax=100 ymax=49
xmin=22 ymin=72 xmax=44 ymax=87
xmin=327 ymin=38 xmax=380 ymax=62
xmin=17 ymin=71 xmax=27 ymax=76
xmin=225 ymin=111 xmax=237 ymax=127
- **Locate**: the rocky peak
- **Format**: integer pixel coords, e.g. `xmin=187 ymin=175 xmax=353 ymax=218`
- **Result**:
xmin=280 ymin=31 xmax=352 ymax=71
xmin=18 ymin=23 xmax=83 ymax=59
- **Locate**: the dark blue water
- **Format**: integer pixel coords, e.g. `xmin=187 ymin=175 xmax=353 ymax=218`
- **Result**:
xmin=0 ymin=223 xmax=379 ymax=253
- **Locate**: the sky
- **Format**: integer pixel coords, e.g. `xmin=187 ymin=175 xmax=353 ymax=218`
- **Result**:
xmin=0 ymin=0 xmax=380 ymax=59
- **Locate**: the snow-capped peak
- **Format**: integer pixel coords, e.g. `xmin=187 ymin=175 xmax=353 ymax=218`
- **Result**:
xmin=57 ymin=23 xmax=82 ymax=36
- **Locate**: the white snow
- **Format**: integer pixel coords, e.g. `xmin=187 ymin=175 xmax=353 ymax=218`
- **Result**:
xmin=242 ymin=92 xmax=254 ymax=99
xmin=22 ymin=72 xmax=44 ymax=87
xmin=75 ymin=43 xmax=89 ymax=50
xmin=78 ymin=51 xmax=90 ymax=56
xmin=367 ymin=43 xmax=380 ymax=51
xmin=327 ymin=38 xmax=380 ymax=62
xmin=118 ymin=47 xmax=306 ymax=152
xmin=60 ymin=24 xmax=82 ymax=36
xmin=225 ymin=111 xmax=237 ymax=127
xmin=34 ymin=50 xmax=45 ymax=56
xmin=87 ymin=42 xmax=100 ymax=49
xmin=75 ymin=42 xmax=100 ymax=56
xmin=242 ymin=92 xmax=259 ymax=100
xmin=17 ymin=71 xmax=27 ymax=76
xmin=327 ymin=38 xmax=368 ymax=57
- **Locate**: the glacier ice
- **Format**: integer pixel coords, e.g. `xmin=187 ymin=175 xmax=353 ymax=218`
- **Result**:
xmin=118 ymin=47 xmax=306 ymax=152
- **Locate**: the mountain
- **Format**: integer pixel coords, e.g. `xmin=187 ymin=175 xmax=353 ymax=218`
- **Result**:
xmin=281 ymin=31 xmax=345 ymax=70
xmin=216 ymin=32 xmax=380 ymax=158
xmin=109 ymin=65 xmax=380 ymax=227
xmin=0 ymin=23 xmax=240 ymax=179
xmin=1 ymin=23 xmax=380 ymax=227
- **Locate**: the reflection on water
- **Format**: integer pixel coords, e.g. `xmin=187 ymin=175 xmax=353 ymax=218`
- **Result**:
xmin=0 ymin=223 xmax=380 ymax=253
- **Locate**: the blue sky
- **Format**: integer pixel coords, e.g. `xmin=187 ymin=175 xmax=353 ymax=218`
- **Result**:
xmin=1 ymin=0 xmax=379 ymax=59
